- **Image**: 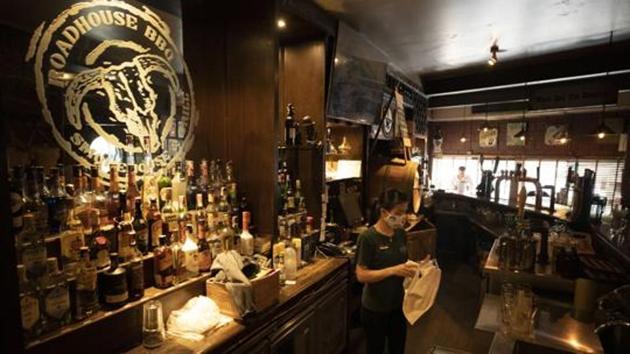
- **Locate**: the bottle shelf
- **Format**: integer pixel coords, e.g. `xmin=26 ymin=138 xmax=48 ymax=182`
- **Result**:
xmin=25 ymin=271 xmax=213 ymax=350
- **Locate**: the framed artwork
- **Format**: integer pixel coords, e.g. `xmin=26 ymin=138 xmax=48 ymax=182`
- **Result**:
xmin=507 ymin=123 xmax=526 ymax=146
xmin=479 ymin=128 xmax=498 ymax=147
xmin=545 ymin=125 xmax=568 ymax=145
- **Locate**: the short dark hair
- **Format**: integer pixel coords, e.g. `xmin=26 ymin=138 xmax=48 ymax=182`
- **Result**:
xmin=369 ymin=188 xmax=408 ymax=224
xmin=458 ymin=166 xmax=466 ymax=171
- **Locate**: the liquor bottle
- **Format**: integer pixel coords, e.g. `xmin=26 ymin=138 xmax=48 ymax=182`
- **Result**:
xmin=198 ymin=159 xmax=209 ymax=205
xmin=90 ymin=227 xmax=111 ymax=270
xmin=125 ymin=134 xmax=135 ymax=166
xmin=153 ymin=235 xmax=174 ymax=289
xmin=60 ymin=209 xmax=85 ymax=277
xmin=75 ymin=247 xmax=99 ymax=320
xmin=283 ymin=241 xmax=297 ymax=282
xmin=107 ymin=164 xmax=121 ymax=222
xmin=10 ymin=165 xmax=25 ymax=235
xmin=17 ymin=264 xmax=43 ymax=340
xmin=285 ymin=103 xmax=296 ymax=146
xmin=45 ymin=167 xmax=69 ymax=234
xmin=126 ymin=165 xmax=140 ymax=213
xmin=90 ymin=165 xmax=109 ymax=226
xmin=142 ymin=136 xmax=159 ymax=213
xmin=147 ymin=197 xmax=163 ymax=249
xmin=157 ymin=166 xmax=172 ymax=206
xmin=132 ymin=198 xmax=149 ymax=254
xmin=170 ymin=232 xmax=185 ymax=285
xmin=225 ymin=160 xmax=237 ymax=206
xmin=206 ymin=193 xmax=218 ymax=234
xmin=127 ymin=237 xmax=144 ymax=301
xmin=117 ymin=212 xmax=135 ymax=262
xmin=101 ymin=253 xmax=128 ymax=308
xmin=197 ymin=228 xmax=211 ymax=273
xmin=295 ymin=179 xmax=305 ymax=212
xmin=19 ymin=214 xmax=48 ymax=286
xmin=181 ymin=224 xmax=199 ymax=279
xmin=219 ymin=214 xmax=236 ymax=251
xmin=195 ymin=193 xmax=207 ymax=239
xmin=218 ymin=187 xmax=229 ymax=214
xmin=185 ymin=160 xmax=198 ymax=211
xmin=43 ymin=257 xmax=71 ymax=332
xmin=240 ymin=211 xmax=254 ymax=256
xmin=71 ymin=165 xmax=92 ymax=235
xmin=209 ymin=159 xmax=220 ymax=200
xmin=24 ymin=166 xmax=48 ymax=233
xmin=171 ymin=161 xmax=187 ymax=209
xmin=161 ymin=191 xmax=178 ymax=236
xmin=285 ymin=174 xmax=296 ymax=213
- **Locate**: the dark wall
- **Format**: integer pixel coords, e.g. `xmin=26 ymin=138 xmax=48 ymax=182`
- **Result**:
xmin=430 ymin=112 xmax=627 ymax=158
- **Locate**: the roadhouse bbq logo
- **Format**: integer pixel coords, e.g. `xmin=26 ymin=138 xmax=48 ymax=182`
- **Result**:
xmin=26 ymin=0 xmax=197 ymax=173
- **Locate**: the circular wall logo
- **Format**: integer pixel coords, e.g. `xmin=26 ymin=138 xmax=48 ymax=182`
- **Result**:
xmin=26 ymin=0 xmax=197 ymax=172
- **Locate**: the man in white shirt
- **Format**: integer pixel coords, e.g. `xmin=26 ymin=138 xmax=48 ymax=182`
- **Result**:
xmin=451 ymin=166 xmax=472 ymax=194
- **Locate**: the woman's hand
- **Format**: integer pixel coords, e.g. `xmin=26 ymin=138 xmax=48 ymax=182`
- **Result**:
xmin=389 ymin=263 xmax=417 ymax=278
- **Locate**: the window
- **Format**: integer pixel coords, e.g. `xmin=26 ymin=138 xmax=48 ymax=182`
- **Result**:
xmin=431 ymin=155 xmax=625 ymax=215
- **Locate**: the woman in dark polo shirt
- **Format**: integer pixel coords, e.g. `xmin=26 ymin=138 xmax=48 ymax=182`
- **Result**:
xmin=356 ymin=188 xmax=417 ymax=354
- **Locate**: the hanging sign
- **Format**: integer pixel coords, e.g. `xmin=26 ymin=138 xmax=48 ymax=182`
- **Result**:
xmin=26 ymin=0 xmax=197 ymax=173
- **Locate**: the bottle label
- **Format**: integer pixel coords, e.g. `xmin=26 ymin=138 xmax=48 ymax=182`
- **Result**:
xmin=287 ymin=196 xmax=296 ymax=209
xmin=20 ymin=295 xmax=40 ymax=330
xmin=184 ymin=251 xmax=199 ymax=274
xmin=23 ymin=247 xmax=47 ymax=281
xmin=130 ymin=262 xmax=144 ymax=291
xmin=157 ymin=250 xmax=174 ymax=272
xmin=45 ymin=285 xmax=70 ymax=319
xmin=77 ymin=267 xmax=97 ymax=291
xmin=150 ymin=219 xmax=163 ymax=247
xmin=105 ymin=291 xmax=128 ymax=304
xmin=118 ymin=231 xmax=132 ymax=258
xmin=61 ymin=231 xmax=84 ymax=261
xmin=136 ymin=228 xmax=149 ymax=248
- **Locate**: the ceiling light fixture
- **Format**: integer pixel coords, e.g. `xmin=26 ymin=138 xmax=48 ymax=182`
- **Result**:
xmin=488 ymin=44 xmax=499 ymax=66
xmin=277 ymin=18 xmax=286 ymax=29
xmin=513 ymin=107 xmax=527 ymax=142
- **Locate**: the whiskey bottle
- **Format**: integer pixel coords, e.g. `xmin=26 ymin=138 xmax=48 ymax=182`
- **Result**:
xmin=185 ymin=160 xmax=198 ymax=211
xmin=23 ymin=166 xmax=48 ymax=233
xmin=161 ymin=191 xmax=178 ymax=236
xmin=117 ymin=212 xmax=135 ymax=262
xmin=60 ymin=210 xmax=85 ymax=277
xmin=195 ymin=193 xmax=207 ymax=239
xmin=181 ymin=224 xmax=199 ymax=279
xmin=19 ymin=214 xmax=48 ymax=286
xmin=153 ymin=235 xmax=174 ymax=289
xmin=170 ymin=232 xmax=185 ymax=285
xmin=219 ymin=214 xmax=236 ymax=251
xmin=147 ymin=197 xmax=163 ymax=249
xmin=208 ymin=219 xmax=225 ymax=259
xmin=90 ymin=227 xmax=111 ymax=270
xmin=107 ymin=164 xmax=122 ymax=221
xmin=43 ymin=257 xmax=71 ymax=332
xmin=75 ymin=247 xmax=99 ymax=320
xmin=101 ymin=253 xmax=128 ymax=308
xmin=90 ymin=165 xmax=109 ymax=226
xmin=206 ymin=193 xmax=218 ymax=233
xmin=197 ymin=229 xmax=211 ymax=273
xmin=127 ymin=238 xmax=144 ymax=301
xmin=285 ymin=103 xmax=297 ymax=146
xmin=45 ymin=167 xmax=69 ymax=234
xmin=240 ymin=211 xmax=254 ymax=256
xmin=126 ymin=165 xmax=140 ymax=213
xmin=10 ymin=165 xmax=25 ymax=235
xmin=17 ymin=264 xmax=43 ymax=340
xmin=132 ymin=198 xmax=149 ymax=254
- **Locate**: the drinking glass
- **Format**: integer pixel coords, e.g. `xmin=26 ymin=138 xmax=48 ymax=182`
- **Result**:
xmin=143 ymin=300 xmax=165 ymax=348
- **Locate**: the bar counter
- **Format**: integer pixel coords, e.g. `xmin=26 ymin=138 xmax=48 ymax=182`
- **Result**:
xmin=125 ymin=257 xmax=349 ymax=354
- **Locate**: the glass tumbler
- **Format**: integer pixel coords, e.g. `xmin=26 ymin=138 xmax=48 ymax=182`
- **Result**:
xmin=143 ymin=300 xmax=165 ymax=348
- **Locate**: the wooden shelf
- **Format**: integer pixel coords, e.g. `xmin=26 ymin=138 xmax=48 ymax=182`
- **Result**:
xmin=25 ymin=272 xmax=212 ymax=350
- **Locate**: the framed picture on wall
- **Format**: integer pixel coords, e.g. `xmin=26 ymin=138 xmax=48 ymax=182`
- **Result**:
xmin=545 ymin=124 xmax=569 ymax=145
xmin=479 ymin=128 xmax=498 ymax=147
xmin=506 ymin=123 xmax=525 ymax=146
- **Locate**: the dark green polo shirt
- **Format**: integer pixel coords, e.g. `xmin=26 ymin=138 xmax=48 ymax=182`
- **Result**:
xmin=356 ymin=227 xmax=407 ymax=312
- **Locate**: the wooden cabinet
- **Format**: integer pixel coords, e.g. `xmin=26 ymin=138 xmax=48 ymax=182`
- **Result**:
xmin=314 ymin=285 xmax=348 ymax=354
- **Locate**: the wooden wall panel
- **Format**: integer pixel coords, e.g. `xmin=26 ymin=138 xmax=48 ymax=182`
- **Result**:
xmin=430 ymin=112 xmax=627 ymax=158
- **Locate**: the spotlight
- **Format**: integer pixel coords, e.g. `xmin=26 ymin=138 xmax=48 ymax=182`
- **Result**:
xmin=334 ymin=57 xmax=339 ymax=64
xmin=560 ymin=137 xmax=568 ymax=144
xmin=594 ymin=121 xmax=614 ymax=139
xmin=460 ymin=136 xmax=467 ymax=143
xmin=277 ymin=18 xmax=286 ymax=29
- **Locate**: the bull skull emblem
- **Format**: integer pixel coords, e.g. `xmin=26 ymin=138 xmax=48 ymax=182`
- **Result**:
xmin=65 ymin=51 xmax=180 ymax=154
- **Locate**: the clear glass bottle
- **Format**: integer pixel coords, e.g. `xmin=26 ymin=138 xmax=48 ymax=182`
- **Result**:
xmin=60 ymin=209 xmax=85 ymax=277
xmin=284 ymin=240 xmax=298 ymax=282
xmin=43 ymin=257 xmax=71 ymax=332
xmin=133 ymin=197 xmax=149 ymax=254
xmin=170 ymin=232 xmax=185 ymax=285
xmin=181 ymin=224 xmax=199 ymax=279
xmin=75 ymin=247 xmax=99 ymax=320
xmin=17 ymin=264 xmax=43 ymax=340
xmin=240 ymin=211 xmax=254 ymax=256
xmin=153 ymin=235 xmax=174 ymax=289
xmin=125 ymin=134 xmax=135 ymax=166
xmin=127 ymin=237 xmax=145 ymax=301
xmin=102 ymin=253 xmax=128 ymax=309
xmin=117 ymin=212 xmax=135 ymax=262
xmin=171 ymin=161 xmax=187 ymax=209
xmin=19 ymin=214 xmax=48 ymax=286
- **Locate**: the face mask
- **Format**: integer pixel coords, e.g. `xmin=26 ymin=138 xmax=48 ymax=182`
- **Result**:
xmin=384 ymin=212 xmax=405 ymax=230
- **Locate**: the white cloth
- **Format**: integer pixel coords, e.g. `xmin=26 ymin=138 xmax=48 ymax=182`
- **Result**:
xmin=402 ymin=259 xmax=441 ymax=325
xmin=166 ymin=296 xmax=232 ymax=341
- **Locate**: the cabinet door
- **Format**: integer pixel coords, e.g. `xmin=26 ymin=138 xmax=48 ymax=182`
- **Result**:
xmin=271 ymin=311 xmax=317 ymax=354
xmin=315 ymin=285 xmax=348 ymax=354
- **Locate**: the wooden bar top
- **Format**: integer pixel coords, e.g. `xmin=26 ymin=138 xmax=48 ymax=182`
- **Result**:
xmin=125 ymin=257 xmax=348 ymax=354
